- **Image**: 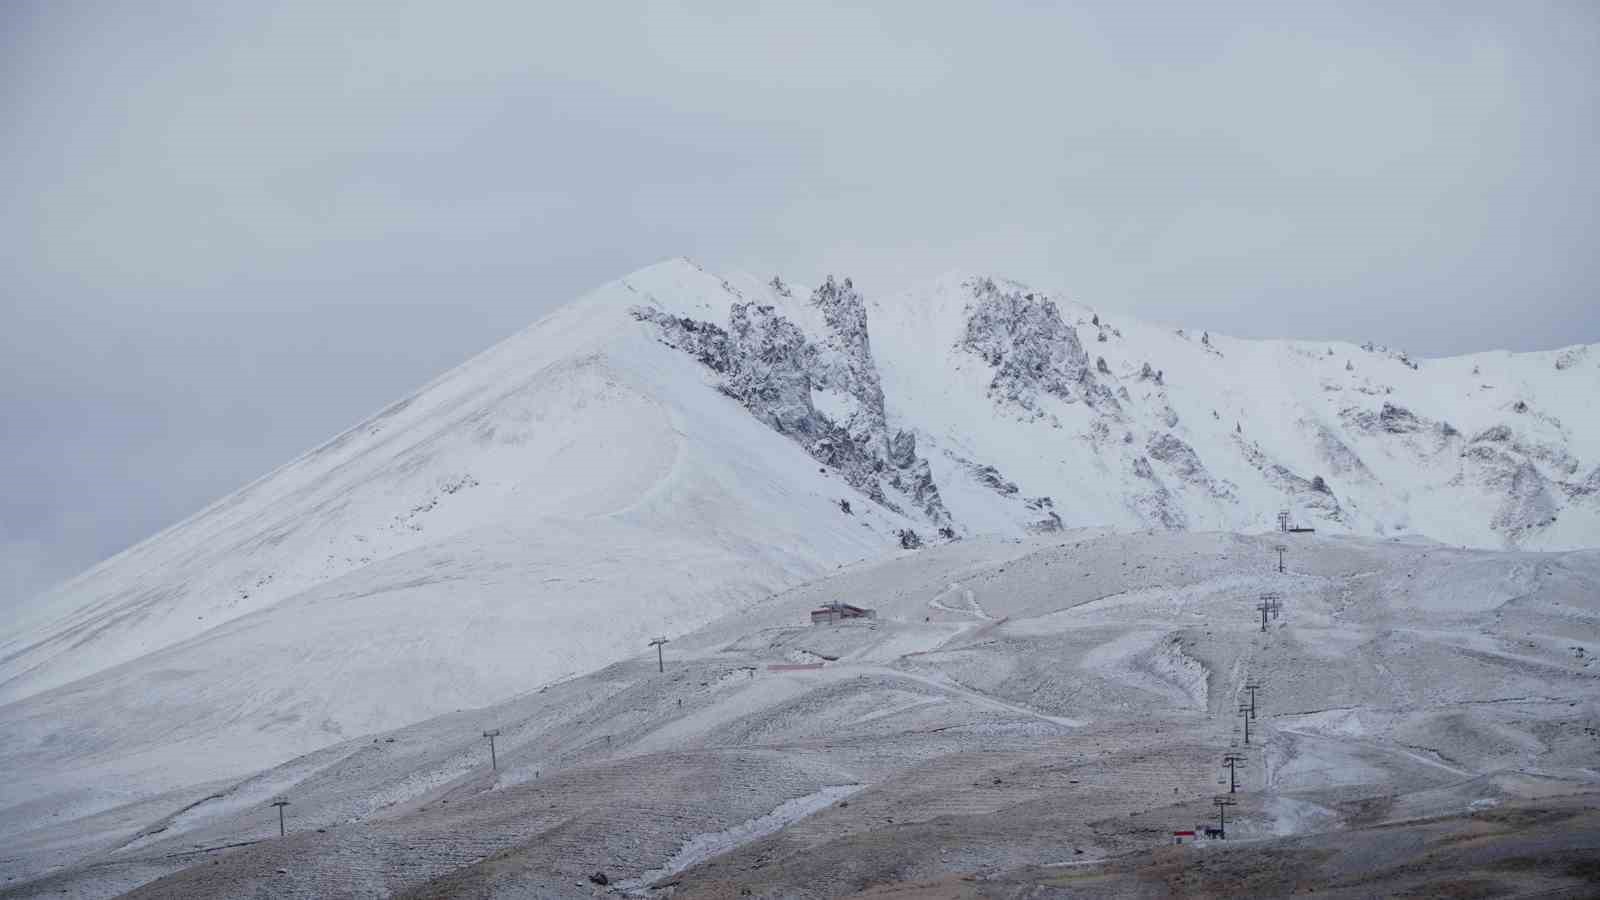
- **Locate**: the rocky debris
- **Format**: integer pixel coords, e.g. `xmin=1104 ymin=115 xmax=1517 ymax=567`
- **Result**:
xmin=589 ymin=871 xmax=610 ymax=886
xmin=1096 ymin=356 xmax=1110 ymax=375
xmin=897 ymin=529 xmax=923 ymax=549
xmin=959 ymin=278 xmax=1093 ymax=410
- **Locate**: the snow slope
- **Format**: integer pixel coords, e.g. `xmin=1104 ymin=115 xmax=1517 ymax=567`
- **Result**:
xmin=1 ymin=258 xmax=1596 ymax=825
xmin=3 ymin=531 xmax=1596 ymax=898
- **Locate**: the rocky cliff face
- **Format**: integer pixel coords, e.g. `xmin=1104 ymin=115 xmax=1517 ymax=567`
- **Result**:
xmin=634 ymin=263 xmax=1596 ymax=549
xmin=959 ymin=277 xmax=1120 ymax=417
xmin=635 ymin=277 xmax=950 ymax=525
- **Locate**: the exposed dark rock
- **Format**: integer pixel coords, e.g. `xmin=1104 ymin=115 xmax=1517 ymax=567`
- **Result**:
xmin=1234 ymin=435 xmax=1344 ymax=523
xmin=971 ymin=464 xmax=1019 ymax=495
xmin=630 ymin=308 xmax=731 ymax=372
xmin=885 ymin=429 xmax=917 ymax=469
xmin=1026 ymin=511 xmax=1064 ymax=533
xmin=1147 ymin=433 xmax=1207 ymax=482
xmin=1310 ymin=423 xmax=1372 ymax=480
xmin=960 ymin=277 xmax=1090 ymax=409
xmin=632 ymin=278 xmax=951 ymax=527
xmin=1379 ymin=403 xmax=1423 ymax=433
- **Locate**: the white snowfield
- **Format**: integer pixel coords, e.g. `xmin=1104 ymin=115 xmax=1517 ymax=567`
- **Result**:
xmin=0 ymin=259 xmax=1596 ymax=892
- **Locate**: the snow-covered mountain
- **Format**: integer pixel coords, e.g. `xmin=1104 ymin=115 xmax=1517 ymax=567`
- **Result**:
xmin=2 ymin=258 xmax=1597 ymax=820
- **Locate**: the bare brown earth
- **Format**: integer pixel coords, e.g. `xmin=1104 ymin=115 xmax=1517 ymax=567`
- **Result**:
xmin=838 ymin=794 xmax=1600 ymax=900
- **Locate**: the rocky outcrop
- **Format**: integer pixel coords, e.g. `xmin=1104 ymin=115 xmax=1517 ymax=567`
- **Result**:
xmin=1234 ymin=435 xmax=1344 ymax=524
xmin=1130 ymin=455 xmax=1186 ymax=529
xmin=960 ymin=278 xmax=1094 ymax=410
xmin=1341 ymin=402 xmax=1426 ymax=435
xmin=1147 ymin=433 xmax=1235 ymax=500
xmin=634 ymin=279 xmax=950 ymax=525
xmin=1307 ymin=422 xmax=1373 ymax=481
xmin=1461 ymin=444 xmax=1559 ymax=538
xmin=1566 ymin=465 xmax=1600 ymax=500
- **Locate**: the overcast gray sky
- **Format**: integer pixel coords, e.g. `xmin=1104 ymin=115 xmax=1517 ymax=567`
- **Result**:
xmin=3 ymin=1 xmax=1597 ymax=604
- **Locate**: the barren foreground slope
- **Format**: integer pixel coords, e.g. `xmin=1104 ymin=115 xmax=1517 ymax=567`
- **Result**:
xmin=3 ymin=530 xmax=1597 ymax=898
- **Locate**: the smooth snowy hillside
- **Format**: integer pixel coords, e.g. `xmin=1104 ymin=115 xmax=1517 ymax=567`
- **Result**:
xmin=1 ymin=258 xmax=1596 ymax=823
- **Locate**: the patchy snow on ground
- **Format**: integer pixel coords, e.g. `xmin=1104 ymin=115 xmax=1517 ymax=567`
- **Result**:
xmin=1 ymin=259 xmax=1596 ymax=897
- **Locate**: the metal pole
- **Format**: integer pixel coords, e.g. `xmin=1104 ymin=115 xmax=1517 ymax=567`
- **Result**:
xmin=649 ymin=637 xmax=669 ymax=673
xmin=483 ymin=729 xmax=501 ymax=771
xmin=1239 ymin=705 xmax=1252 ymax=745
xmin=1223 ymin=754 xmax=1244 ymax=794
xmin=1213 ymin=797 xmax=1236 ymax=840
xmin=1244 ymin=681 xmax=1262 ymax=720
xmin=272 ymin=798 xmax=290 ymax=837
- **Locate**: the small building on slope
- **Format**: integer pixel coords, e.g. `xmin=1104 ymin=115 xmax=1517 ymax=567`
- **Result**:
xmin=810 ymin=602 xmax=876 ymax=626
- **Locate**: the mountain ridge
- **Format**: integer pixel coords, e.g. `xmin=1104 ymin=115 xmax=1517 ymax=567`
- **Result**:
xmin=1 ymin=257 xmax=1595 ymax=824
